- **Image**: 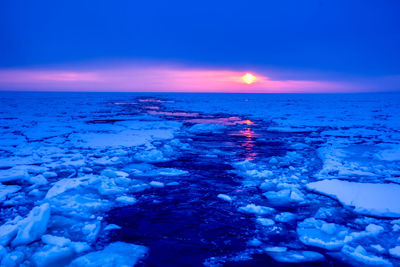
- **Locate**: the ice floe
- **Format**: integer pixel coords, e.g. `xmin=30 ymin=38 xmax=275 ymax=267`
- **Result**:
xmin=307 ymin=179 xmax=400 ymax=217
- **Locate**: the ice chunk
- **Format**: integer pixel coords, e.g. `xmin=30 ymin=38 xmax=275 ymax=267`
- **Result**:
xmin=389 ymin=246 xmax=400 ymax=258
xmin=365 ymin=224 xmax=384 ymax=235
xmin=263 ymin=188 xmax=304 ymax=205
xmin=46 ymin=177 xmax=89 ymax=199
xmin=104 ymin=224 xmax=121 ymax=231
xmin=342 ymin=245 xmax=393 ymax=266
xmin=248 ymin=238 xmax=262 ymax=246
xmin=376 ymin=146 xmax=400 ymax=161
xmin=266 ymin=250 xmax=324 ymax=263
xmin=43 ymin=171 xmax=58 ymax=178
xmin=42 ymin=234 xmax=71 ymax=247
xmin=1 ymin=251 xmax=24 ymax=267
xmin=297 ymin=218 xmax=349 ymax=250
xmin=134 ymin=149 xmax=166 ymax=162
xmin=217 ymin=194 xmax=232 ymax=202
xmin=29 ymin=174 xmax=48 ymax=185
xmin=150 ymin=181 xmax=165 ymax=188
xmin=0 ymin=168 xmax=28 ymax=182
xmin=32 ymin=245 xmax=74 ymax=267
xmin=238 ymin=204 xmax=275 ymax=215
xmin=157 ymin=168 xmax=188 ymax=176
xmin=0 ymin=216 xmax=22 ymax=246
xmin=69 ymin=242 xmax=147 ymax=267
xmin=0 ymin=184 xmax=20 ymax=201
xmin=12 ymin=203 xmax=51 ymax=246
xmin=256 ymin=218 xmax=275 ymax=226
xmin=307 ymin=179 xmax=400 ymax=217
xmin=82 ymin=222 xmax=101 ymax=242
xmin=116 ymin=195 xmax=137 ymax=205
xmin=275 ymin=212 xmax=296 ymax=223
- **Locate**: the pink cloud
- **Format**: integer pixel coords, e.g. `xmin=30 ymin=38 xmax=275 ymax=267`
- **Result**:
xmin=0 ymin=64 xmax=359 ymax=92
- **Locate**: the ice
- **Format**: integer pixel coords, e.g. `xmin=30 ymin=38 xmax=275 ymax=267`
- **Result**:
xmin=12 ymin=203 xmax=51 ymax=246
xmin=275 ymin=212 xmax=296 ymax=223
xmin=256 ymin=218 xmax=275 ymax=226
xmin=296 ymin=218 xmax=350 ymax=250
xmin=104 ymin=224 xmax=121 ymax=231
xmin=266 ymin=250 xmax=324 ymax=263
xmin=150 ymin=181 xmax=165 ymax=188
xmin=45 ymin=177 xmax=92 ymax=199
xmin=0 ymin=184 xmax=20 ymax=201
xmin=188 ymin=123 xmax=226 ymax=133
xmin=0 ymin=168 xmax=28 ymax=182
xmin=307 ymin=179 xmax=400 ymax=217
xmin=376 ymin=146 xmax=400 ymax=161
xmin=1 ymin=251 xmax=24 ymax=267
xmin=32 ymin=245 xmax=74 ymax=267
xmin=238 ymin=204 xmax=275 ymax=215
xmin=28 ymin=174 xmax=48 ymax=185
xmin=116 ymin=195 xmax=137 ymax=205
xmin=263 ymin=188 xmax=305 ymax=205
xmin=69 ymin=242 xmax=147 ymax=267
xmin=1 ymin=93 xmax=400 ymax=266
xmin=341 ymin=245 xmax=393 ymax=266
xmin=389 ymin=246 xmax=400 ymax=258
xmin=42 ymin=234 xmax=71 ymax=247
xmin=217 ymin=194 xmax=232 ymax=202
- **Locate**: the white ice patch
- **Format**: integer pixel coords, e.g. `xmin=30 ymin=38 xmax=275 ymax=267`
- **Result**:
xmin=297 ymin=218 xmax=350 ymax=250
xmin=238 ymin=204 xmax=275 ymax=216
xmin=307 ymin=179 xmax=400 ymax=217
xmin=217 ymin=194 xmax=232 ymax=202
xmin=69 ymin=242 xmax=147 ymax=267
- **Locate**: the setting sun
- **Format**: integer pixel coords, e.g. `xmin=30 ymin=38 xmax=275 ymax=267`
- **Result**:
xmin=242 ymin=73 xmax=256 ymax=84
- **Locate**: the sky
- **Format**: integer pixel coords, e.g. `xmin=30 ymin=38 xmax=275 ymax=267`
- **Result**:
xmin=0 ymin=0 xmax=399 ymax=92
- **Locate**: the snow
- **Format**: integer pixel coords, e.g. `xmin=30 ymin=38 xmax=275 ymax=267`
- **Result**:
xmin=69 ymin=242 xmax=147 ymax=267
xmin=307 ymin=179 xmax=400 ymax=217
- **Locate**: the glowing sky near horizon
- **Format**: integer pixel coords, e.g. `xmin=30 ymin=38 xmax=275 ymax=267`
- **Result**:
xmin=0 ymin=65 xmax=362 ymax=93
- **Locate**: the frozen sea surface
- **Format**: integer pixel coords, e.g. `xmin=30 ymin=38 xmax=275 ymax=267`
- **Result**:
xmin=1 ymin=92 xmax=400 ymax=266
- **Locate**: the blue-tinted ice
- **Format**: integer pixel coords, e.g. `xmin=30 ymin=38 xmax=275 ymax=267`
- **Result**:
xmin=1 ymin=92 xmax=400 ymax=266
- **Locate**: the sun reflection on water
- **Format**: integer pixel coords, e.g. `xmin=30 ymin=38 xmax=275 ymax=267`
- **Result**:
xmin=239 ymin=127 xmax=257 ymax=161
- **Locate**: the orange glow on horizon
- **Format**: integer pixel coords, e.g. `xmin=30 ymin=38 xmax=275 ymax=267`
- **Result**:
xmin=242 ymin=73 xmax=257 ymax=84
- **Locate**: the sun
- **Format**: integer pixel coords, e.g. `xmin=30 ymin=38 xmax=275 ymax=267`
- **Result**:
xmin=242 ymin=73 xmax=256 ymax=84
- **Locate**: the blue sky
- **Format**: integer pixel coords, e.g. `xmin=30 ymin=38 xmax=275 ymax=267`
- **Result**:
xmin=0 ymin=0 xmax=399 ymax=92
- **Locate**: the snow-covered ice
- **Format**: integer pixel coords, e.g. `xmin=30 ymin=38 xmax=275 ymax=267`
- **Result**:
xmin=307 ymin=179 xmax=400 ymax=217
